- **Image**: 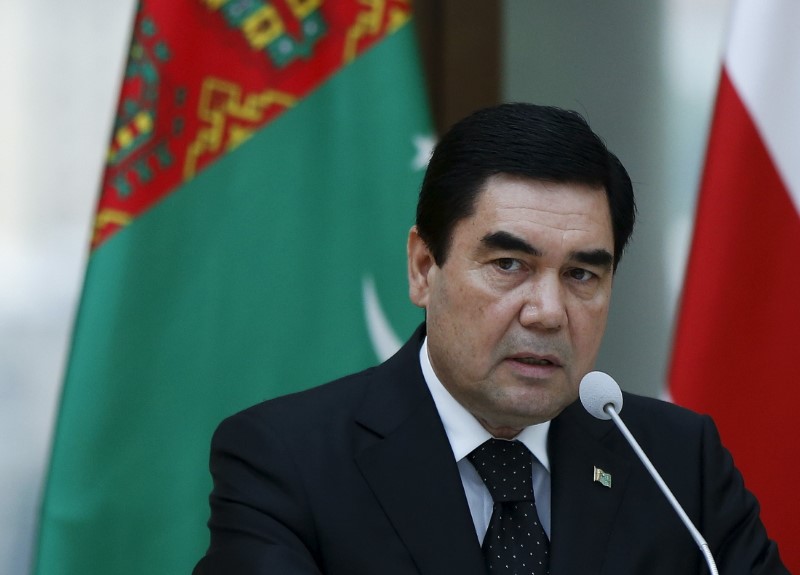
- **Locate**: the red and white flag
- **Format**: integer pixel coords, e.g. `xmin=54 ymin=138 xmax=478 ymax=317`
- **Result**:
xmin=670 ymin=1 xmax=800 ymax=570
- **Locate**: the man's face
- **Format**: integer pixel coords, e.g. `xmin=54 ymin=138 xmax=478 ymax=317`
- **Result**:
xmin=408 ymin=174 xmax=615 ymax=437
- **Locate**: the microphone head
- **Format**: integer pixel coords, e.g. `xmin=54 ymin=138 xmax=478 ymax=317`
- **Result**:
xmin=579 ymin=371 xmax=623 ymax=420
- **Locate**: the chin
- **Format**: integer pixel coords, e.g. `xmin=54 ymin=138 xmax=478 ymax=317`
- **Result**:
xmin=512 ymin=400 xmax=570 ymax=425
xmin=493 ymin=408 xmax=554 ymax=429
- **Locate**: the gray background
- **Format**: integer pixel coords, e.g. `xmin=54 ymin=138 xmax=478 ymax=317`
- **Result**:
xmin=504 ymin=1 xmax=729 ymax=398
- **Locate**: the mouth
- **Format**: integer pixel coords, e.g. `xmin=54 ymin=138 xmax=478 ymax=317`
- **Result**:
xmin=507 ymin=354 xmax=562 ymax=368
xmin=514 ymin=357 xmax=557 ymax=366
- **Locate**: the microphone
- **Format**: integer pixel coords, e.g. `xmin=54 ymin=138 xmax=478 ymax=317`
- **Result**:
xmin=579 ymin=371 xmax=719 ymax=575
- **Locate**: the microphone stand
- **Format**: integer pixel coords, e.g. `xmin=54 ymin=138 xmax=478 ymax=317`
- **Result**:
xmin=605 ymin=405 xmax=720 ymax=575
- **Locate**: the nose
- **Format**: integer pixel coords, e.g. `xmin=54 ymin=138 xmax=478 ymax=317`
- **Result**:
xmin=519 ymin=273 xmax=566 ymax=330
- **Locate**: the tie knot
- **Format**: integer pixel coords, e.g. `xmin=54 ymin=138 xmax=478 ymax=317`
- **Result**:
xmin=467 ymin=439 xmax=534 ymax=503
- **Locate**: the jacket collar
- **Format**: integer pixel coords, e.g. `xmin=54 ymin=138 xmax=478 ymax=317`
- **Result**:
xmin=353 ymin=324 xmax=486 ymax=575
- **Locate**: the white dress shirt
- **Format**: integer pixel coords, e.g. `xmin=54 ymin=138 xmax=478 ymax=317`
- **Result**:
xmin=419 ymin=337 xmax=552 ymax=543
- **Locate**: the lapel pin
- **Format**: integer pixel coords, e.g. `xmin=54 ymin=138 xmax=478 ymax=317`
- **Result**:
xmin=593 ymin=466 xmax=612 ymax=488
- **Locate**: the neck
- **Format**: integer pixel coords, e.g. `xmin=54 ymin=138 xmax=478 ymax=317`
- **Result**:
xmin=478 ymin=417 xmax=523 ymax=440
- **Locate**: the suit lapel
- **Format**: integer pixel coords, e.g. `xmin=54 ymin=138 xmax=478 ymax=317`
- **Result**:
xmin=353 ymin=327 xmax=486 ymax=575
xmin=548 ymin=401 xmax=632 ymax=574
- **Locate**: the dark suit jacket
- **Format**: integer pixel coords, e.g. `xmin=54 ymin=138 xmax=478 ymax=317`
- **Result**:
xmin=195 ymin=325 xmax=788 ymax=574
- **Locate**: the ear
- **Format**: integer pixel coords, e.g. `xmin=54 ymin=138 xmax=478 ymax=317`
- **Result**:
xmin=407 ymin=226 xmax=436 ymax=309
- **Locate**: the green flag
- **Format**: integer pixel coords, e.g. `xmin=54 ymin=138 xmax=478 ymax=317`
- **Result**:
xmin=34 ymin=1 xmax=432 ymax=573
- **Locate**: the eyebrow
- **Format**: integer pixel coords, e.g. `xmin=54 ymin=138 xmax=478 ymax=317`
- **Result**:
xmin=481 ymin=231 xmax=541 ymax=256
xmin=570 ymin=248 xmax=614 ymax=270
xmin=481 ymin=230 xmax=614 ymax=270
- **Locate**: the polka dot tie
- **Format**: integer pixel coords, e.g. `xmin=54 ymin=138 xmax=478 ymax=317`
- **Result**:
xmin=468 ymin=439 xmax=550 ymax=575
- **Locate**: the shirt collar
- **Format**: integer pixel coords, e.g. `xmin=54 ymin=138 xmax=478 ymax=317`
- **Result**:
xmin=419 ymin=336 xmax=550 ymax=471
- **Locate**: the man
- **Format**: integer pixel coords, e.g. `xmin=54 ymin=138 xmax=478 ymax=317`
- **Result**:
xmin=195 ymin=104 xmax=788 ymax=574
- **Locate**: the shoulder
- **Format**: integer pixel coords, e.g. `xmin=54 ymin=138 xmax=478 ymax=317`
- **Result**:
xmin=619 ymin=392 xmax=711 ymax=433
xmin=213 ymin=364 xmax=377 ymax=451
xmin=215 ymin=324 xmax=428 ymax=444
xmin=614 ymin=392 xmax=721 ymax=458
xmin=561 ymin=390 xmax=713 ymax=440
xmin=553 ymin=391 xmax=722 ymax=473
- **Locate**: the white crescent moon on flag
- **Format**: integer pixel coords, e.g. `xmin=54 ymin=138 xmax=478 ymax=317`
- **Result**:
xmin=362 ymin=274 xmax=402 ymax=362
xmin=360 ymin=132 xmax=434 ymax=361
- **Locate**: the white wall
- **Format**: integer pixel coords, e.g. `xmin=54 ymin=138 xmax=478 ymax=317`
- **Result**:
xmin=0 ymin=1 xmax=730 ymax=572
xmin=0 ymin=2 xmax=136 ymax=573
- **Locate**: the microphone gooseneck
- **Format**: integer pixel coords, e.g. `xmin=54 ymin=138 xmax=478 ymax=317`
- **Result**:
xmin=578 ymin=371 xmax=719 ymax=575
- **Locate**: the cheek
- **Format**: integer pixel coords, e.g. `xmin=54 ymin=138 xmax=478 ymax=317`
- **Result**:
xmin=430 ymin=284 xmax=508 ymax=360
xmin=437 ymin=273 xmax=493 ymax=319
xmin=569 ymin=299 xmax=610 ymax=348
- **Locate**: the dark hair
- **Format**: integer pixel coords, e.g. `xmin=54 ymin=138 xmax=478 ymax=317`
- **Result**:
xmin=415 ymin=103 xmax=635 ymax=270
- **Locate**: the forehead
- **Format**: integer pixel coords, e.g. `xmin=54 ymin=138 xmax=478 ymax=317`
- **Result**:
xmin=462 ymin=174 xmax=614 ymax=249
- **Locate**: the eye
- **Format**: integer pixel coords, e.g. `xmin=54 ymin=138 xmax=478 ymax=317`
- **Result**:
xmin=567 ymin=268 xmax=596 ymax=282
xmin=494 ymin=258 xmax=522 ymax=272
